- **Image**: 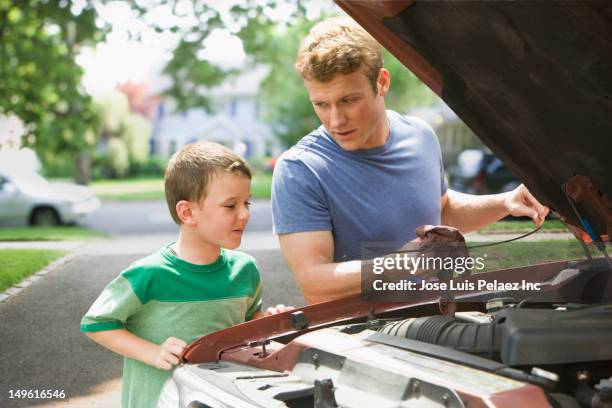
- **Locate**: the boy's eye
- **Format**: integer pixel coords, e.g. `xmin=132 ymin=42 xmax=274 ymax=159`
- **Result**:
xmin=245 ymin=201 xmax=252 ymax=208
xmin=224 ymin=204 xmax=236 ymax=209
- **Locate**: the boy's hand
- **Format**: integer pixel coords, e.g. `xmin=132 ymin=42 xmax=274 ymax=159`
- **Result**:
xmin=152 ymin=337 xmax=187 ymax=371
xmin=264 ymin=304 xmax=295 ymax=316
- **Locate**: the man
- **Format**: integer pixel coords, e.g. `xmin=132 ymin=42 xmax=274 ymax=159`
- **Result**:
xmin=272 ymin=17 xmax=549 ymax=304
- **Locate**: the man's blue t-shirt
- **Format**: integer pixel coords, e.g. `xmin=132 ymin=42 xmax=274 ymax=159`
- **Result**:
xmin=272 ymin=110 xmax=447 ymax=262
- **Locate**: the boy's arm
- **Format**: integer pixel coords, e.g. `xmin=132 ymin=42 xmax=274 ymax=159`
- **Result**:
xmin=86 ymin=329 xmax=186 ymax=371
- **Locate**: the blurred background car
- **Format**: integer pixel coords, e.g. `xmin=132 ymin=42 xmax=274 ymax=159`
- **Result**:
xmin=449 ymin=148 xmax=520 ymax=195
xmin=0 ymin=166 xmax=101 ymax=226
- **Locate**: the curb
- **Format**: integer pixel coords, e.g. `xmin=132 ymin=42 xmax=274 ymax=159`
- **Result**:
xmin=0 ymin=252 xmax=79 ymax=303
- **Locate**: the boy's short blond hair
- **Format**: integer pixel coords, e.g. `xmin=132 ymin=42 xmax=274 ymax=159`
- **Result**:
xmin=164 ymin=141 xmax=252 ymax=224
xmin=295 ymin=16 xmax=383 ymax=93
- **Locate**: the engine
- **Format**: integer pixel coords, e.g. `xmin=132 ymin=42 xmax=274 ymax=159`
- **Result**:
xmin=378 ymin=303 xmax=612 ymax=408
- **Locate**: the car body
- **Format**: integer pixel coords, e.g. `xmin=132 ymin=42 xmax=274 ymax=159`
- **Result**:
xmin=159 ymin=1 xmax=612 ymax=407
xmin=0 ymin=167 xmax=101 ymax=226
xmin=449 ymin=149 xmax=519 ymax=195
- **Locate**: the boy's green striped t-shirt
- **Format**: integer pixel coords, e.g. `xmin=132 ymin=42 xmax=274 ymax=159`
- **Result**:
xmin=80 ymin=245 xmax=262 ymax=408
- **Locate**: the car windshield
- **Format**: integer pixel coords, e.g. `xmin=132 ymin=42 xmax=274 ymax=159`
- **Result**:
xmin=3 ymin=169 xmax=50 ymax=190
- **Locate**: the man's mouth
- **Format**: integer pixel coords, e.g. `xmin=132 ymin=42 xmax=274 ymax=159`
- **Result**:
xmin=335 ymin=129 xmax=356 ymax=138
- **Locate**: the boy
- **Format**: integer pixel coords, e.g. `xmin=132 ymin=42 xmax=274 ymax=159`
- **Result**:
xmin=81 ymin=141 xmax=286 ymax=407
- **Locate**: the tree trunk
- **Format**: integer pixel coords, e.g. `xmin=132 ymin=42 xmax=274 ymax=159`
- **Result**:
xmin=74 ymin=153 xmax=91 ymax=185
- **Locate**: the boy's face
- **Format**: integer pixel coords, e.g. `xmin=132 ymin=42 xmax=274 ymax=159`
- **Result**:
xmin=191 ymin=173 xmax=251 ymax=249
xmin=304 ymin=67 xmax=390 ymax=151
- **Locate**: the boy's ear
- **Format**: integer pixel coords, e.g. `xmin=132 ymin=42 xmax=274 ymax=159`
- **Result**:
xmin=176 ymin=200 xmax=197 ymax=225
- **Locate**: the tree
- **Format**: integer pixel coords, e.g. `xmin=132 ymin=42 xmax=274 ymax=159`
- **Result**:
xmin=93 ymin=90 xmax=153 ymax=178
xmin=0 ymin=1 xmax=106 ymax=183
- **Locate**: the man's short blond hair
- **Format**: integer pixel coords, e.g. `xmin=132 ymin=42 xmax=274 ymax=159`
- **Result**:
xmin=164 ymin=141 xmax=251 ymax=224
xmin=295 ymin=16 xmax=383 ymax=93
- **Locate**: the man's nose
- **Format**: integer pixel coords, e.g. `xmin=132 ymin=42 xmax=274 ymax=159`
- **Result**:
xmin=330 ymin=105 xmax=347 ymax=129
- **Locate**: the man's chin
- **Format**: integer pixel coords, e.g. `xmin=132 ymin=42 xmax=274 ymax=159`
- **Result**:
xmin=336 ymin=139 xmax=363 ymax=151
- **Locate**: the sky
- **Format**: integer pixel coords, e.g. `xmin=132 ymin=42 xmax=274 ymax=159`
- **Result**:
xmin=78 ymin=1 xmax=334 ymax=96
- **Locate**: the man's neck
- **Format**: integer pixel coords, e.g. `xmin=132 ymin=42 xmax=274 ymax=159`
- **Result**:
xmin=173 ymin=230 xmax=221 ymax=265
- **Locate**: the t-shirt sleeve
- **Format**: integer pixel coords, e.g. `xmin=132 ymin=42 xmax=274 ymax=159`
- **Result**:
xmin=245 ymin=281 xmax=262 ymax=321
xmin=408 ymin=114 xmax=448 ymax=197
xmin=245 ymin=260 xmax=263 ymax=320
xmin=80 ymin=274 xmax=142 ymax=333
xmin=272 ymin=156 xmax=332 ymax=234
xmin=440 ymin=153 xmax=448 ymax=195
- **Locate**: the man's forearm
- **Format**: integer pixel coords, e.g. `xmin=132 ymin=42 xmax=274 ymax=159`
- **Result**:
xmin=441 ymin=189 xmax=509 ymax=233
xmin=297 ymin=260 xmax=362 ymax=304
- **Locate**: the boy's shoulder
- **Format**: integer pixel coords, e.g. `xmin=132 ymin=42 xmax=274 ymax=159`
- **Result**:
xmin=223 ymin=249 xmax=259 ymax=270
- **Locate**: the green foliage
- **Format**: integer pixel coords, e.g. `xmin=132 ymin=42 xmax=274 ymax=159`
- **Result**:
xmin=0 ymin=1 xmax=106 ymax=170
xmin=92 ymin=91 xmax=154 ymax=178
xmin=123 ymin=113 xmax=153 ymax=164
xmin=107 ymin=138 xmax=129 ymax=177
xmin=127 ymin=156 xmax=167 ymax=178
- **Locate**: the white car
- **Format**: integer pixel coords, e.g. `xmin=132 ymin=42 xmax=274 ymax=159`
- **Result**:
xmin=0 ymin=167 xmax=101 ymax=226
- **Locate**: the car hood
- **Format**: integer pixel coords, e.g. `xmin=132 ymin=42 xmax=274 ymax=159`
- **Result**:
xmin=335 ymin=0 xmax=612 ymax=243
xmin=20 ymin=181 xmax=96 ymax=203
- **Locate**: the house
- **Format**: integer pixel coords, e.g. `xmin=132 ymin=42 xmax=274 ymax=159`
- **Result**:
xmin=151 ymin=66 xmax=282 ymax=159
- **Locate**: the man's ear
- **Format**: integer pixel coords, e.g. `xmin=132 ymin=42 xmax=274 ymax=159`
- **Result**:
xmin=377 ymin=68 xmax=391 ymax=97
xmin=176 ymin=200 xmax=197 ymax=225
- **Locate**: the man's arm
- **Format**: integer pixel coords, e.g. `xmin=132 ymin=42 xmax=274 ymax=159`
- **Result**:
xmin=279 ymin=231 xmax=361 ymax=304
xmin=441 ymin=184 xmax=549 ymax=233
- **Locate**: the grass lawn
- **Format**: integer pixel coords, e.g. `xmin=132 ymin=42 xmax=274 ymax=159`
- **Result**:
xmin=466 ymin=239 xmax=585 ymax=272
xmin=0 ymin=249 xmax=67 ymax=292
xmin=478 ymin=220 xmax=568 ymax=234
xmin=0 ymin=227 xmax=109 ymax=242
xmin=91 ymin=173 xmax=273 ymax=201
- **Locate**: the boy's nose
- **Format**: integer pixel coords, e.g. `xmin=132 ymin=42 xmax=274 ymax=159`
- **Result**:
xmin=238 ymin=207 xmax=250 ymax=221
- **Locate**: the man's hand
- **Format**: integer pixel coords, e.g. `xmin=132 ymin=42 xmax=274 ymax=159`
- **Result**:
xmin=151 ymin=336 xmax=187 ymax=371
xmin=504 ymin=184 xmax=549 ymax=226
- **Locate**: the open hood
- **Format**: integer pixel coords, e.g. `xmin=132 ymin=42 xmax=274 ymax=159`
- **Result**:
xmin=335 ymin=0 xmax=612 ymax=243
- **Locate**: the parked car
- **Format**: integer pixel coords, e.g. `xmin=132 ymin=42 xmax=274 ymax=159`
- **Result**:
xmin=449 ymin=149 xmax=520 ymax=195
xmin=159 ymin=2 xmax=612 ymax=407
xmin=0 ymin=167 xmax=101 ymax=226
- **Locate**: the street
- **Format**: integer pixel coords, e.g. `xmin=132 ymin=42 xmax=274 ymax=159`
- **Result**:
xmin=0 ymin=199 xmax=302 ymax=407
xmin=80 ymin=199 xmax=274 ymax=235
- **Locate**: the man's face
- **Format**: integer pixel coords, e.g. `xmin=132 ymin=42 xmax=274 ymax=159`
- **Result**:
xmin=304 ymin=68 xmax=390 ymax=151
xmin=192 ymin=173 xmax=251 ymax=250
